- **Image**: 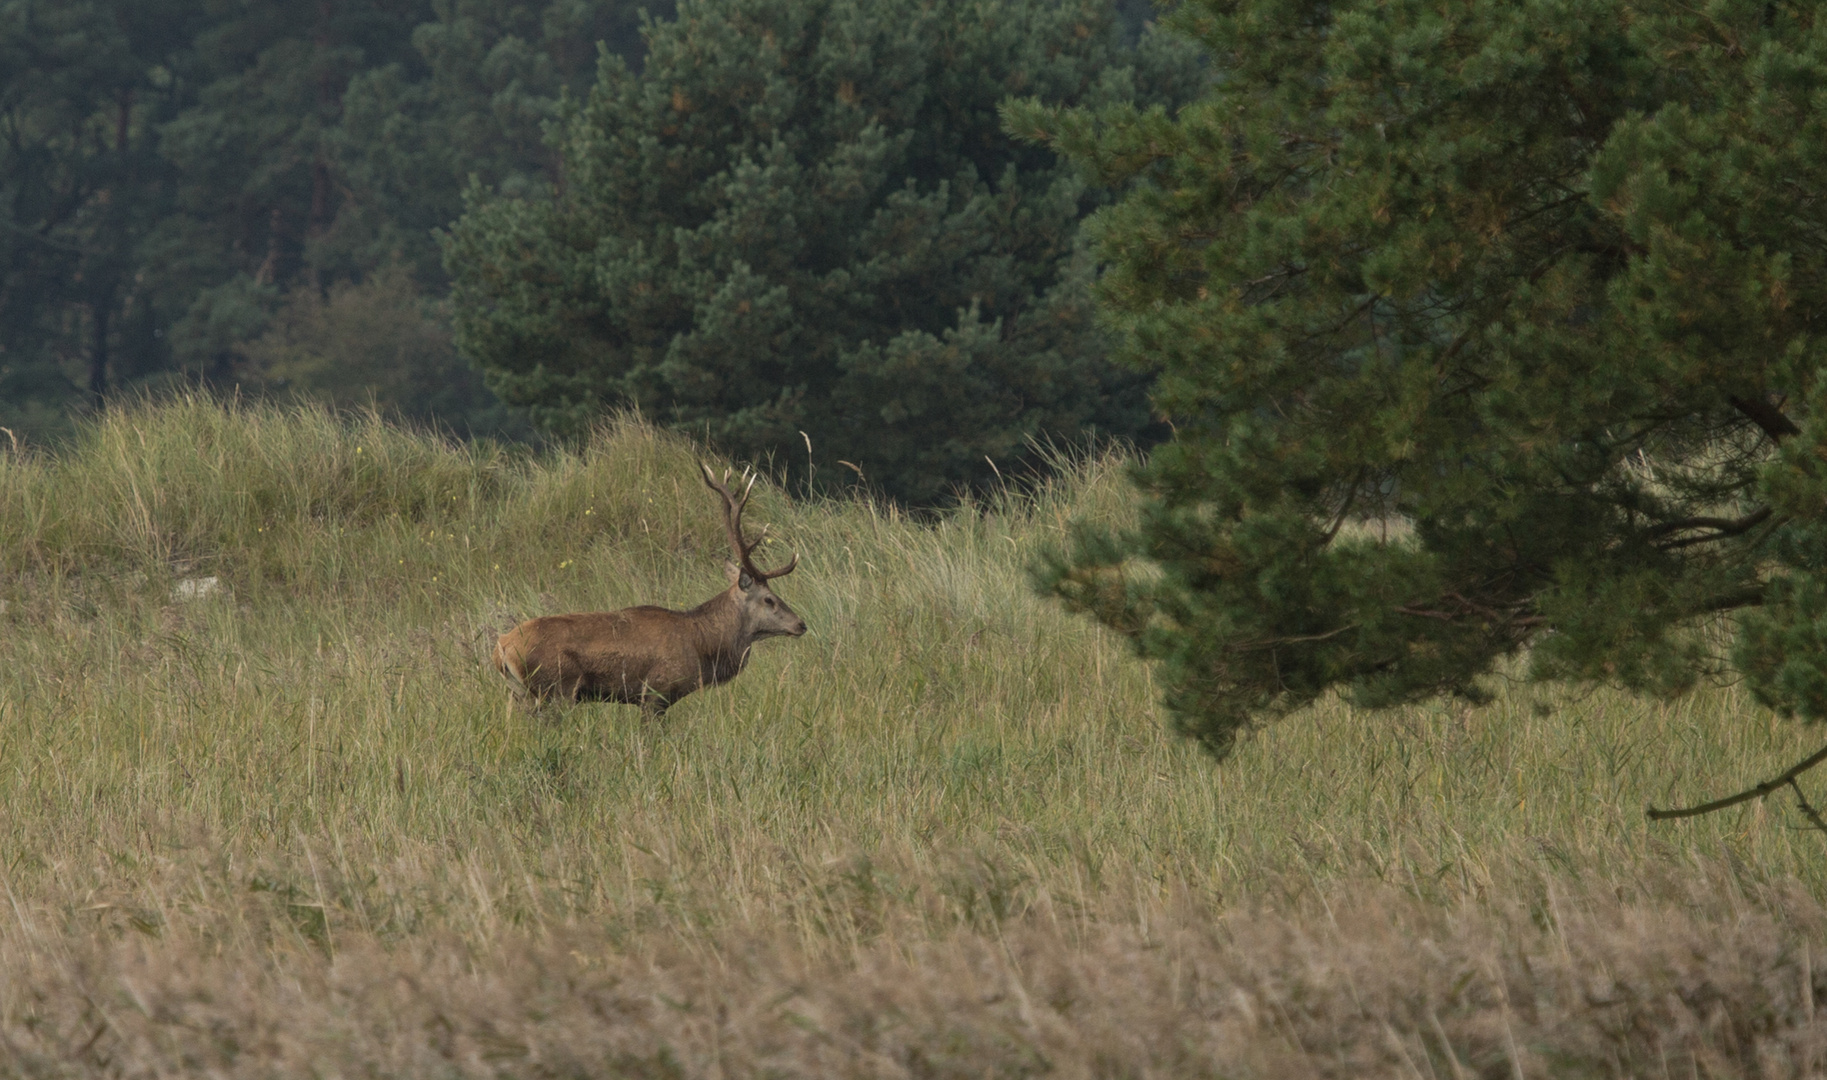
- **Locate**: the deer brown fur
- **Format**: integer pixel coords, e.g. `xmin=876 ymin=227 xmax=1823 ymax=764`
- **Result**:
xmin=493 ymin=463 xmax=806 ymax=717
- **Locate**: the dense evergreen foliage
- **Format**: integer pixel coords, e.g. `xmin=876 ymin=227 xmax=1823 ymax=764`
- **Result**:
xmin=0 ymin=0 xmax=204 ymax=431
xmin=1 ymin=0 xmax=1174 ymax=468
xmin=1012 ymin=0 xmax=1827 ymax=755
xmin=448 ymin=0 xmax=1201 ymax=501
xmin=0 ymin=0 xmax=660 ymax=439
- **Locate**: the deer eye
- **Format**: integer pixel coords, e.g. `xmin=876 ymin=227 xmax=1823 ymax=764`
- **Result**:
xmin=764 ymin=597 xmax=777 ymax=609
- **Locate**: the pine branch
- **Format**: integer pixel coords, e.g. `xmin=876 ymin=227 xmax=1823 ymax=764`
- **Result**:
xmin=1694 ymin=586 xmax=1766 ymax=614
xmin=1318 ymin=469 xmax=1365 ymax=545
xmin=1227 ymin=624 xmax=1359 ymax=652
xmin=1645 ymin=507 xmax=1773 ymax=539
xmin=1647 ymin=742 xmax=1827 ymax=821
xmin=1653 ymin=506 xmax=1776 ymax=550
xmin=1729 ymin=394 xmax=1800 ymax=443
xmin=1396 ymin=592 xmax=1545 ymax=628
xmin=1790 ymin=778 xmax=1827 ymax=837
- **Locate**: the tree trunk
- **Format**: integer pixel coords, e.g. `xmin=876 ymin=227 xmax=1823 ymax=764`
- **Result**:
xmin=310 ymin=0 xmax=338 ymax=238
xmin=115 ymin=88 xmax=132 ymax=153
xmin=89 ymin=298 xmax=110 ymax=409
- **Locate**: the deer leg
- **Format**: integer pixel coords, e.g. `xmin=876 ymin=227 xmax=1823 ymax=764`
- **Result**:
xmin=560 ymin=649 xmax=589 ymax=703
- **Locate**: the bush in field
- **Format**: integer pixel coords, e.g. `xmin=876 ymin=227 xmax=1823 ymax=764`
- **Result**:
xmin=1010 ymin=0 xmax=1827 ymax=755
xmin=446 ymin=0 xmax=1204 ymax=503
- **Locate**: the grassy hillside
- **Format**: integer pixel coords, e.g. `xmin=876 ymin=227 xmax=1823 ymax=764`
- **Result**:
xmin=3 ymin=397 xmax=1827 ymax=1076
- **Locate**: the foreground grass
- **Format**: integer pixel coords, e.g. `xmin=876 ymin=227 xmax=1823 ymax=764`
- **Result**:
xmin=3 ymin=397 xmax=1827 ymax=1076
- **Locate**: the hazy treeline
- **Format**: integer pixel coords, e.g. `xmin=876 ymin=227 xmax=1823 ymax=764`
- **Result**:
xmin=0 ymin=0 xmax=661 ymax=441
xmin=0 ymin=0 xmax=1182 ymax=498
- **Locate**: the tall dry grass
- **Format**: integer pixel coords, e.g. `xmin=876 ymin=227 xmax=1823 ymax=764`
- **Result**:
xmin=3 ymin=396 xmax=1827 ymax=1076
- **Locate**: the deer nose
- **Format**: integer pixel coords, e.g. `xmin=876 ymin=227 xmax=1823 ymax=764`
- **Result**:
xmin=792 ymin=619 xmax=808 ymax=636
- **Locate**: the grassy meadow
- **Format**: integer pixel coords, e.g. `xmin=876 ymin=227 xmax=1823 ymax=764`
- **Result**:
xmin=4 ymin=397 xmax=1827 ymax=1076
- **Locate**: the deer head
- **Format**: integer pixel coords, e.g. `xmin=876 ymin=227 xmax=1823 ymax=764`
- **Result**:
xmin=700 ymin=462 xmax=807 ymax=640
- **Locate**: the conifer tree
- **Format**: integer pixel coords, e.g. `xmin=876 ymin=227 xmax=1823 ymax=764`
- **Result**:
xmin=0 ymin=0 xmax=208 ymax=435
xmin=1009 ymin=0 xmax=1827 ymax=759
xmin=155 ymin=0 xmax=653 ymax=432
xmin=446 ymin=0 xmax=1202 ymax=501
xmin=331 ymin=0 xmax=665 ymax=287
xmin=155 ymin=0 xmax=435 ymax=377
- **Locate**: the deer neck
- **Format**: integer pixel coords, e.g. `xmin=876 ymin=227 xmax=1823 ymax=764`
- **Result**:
xmin=690 ymin=588 xmax=756 ymax=670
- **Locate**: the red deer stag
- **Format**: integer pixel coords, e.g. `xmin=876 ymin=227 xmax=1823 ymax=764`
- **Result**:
xmin=494 ymin=464 xmax=806 ymax=717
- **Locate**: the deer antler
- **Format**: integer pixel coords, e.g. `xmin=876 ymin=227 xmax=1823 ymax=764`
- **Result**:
xmin=699 ymin=462 xmax=798 ymax=581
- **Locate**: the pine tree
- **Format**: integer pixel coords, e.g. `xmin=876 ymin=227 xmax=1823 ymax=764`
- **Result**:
xmin=446 ymin=0 xmax=1203 ymax=501
xmin=331 ymin=0 xmax=666 ymax=287
xmin=157 ymin=0 xmax=658 ymax=432
xmin=0 ymin=0 xmax=208 ymax=436
xmin=155 ymin=0 xmax=435 ymax=378
xmin=1009 ymin=0 xmax=1827 ymax=756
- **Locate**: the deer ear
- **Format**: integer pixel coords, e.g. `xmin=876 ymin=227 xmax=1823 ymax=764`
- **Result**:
xmin=725 ymin=560 xmax=753 ymax=589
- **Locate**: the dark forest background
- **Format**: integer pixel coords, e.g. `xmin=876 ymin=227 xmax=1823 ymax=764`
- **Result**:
xmin=0 ymin=0 xmax=1181 ymax=499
